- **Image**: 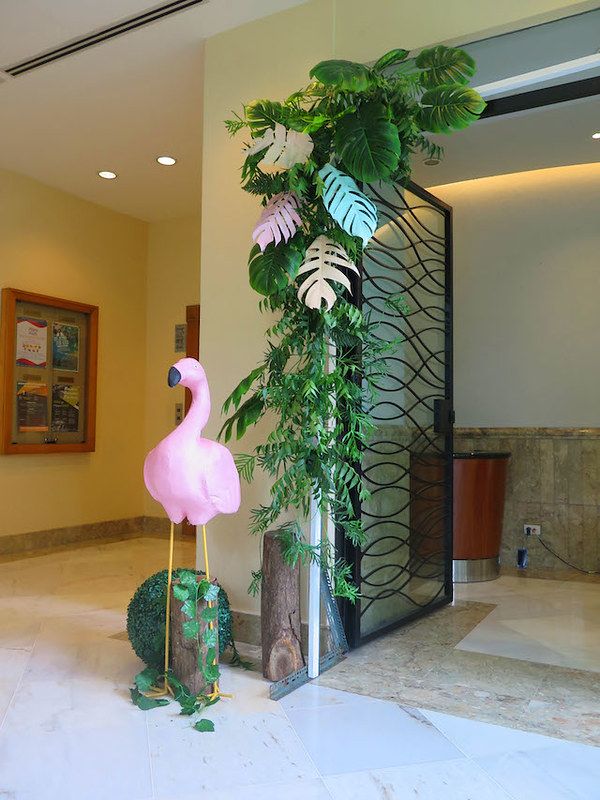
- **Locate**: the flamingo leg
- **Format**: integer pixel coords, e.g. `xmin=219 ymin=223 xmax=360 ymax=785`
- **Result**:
xmin=201 ymin=524 xmax=232 ymax=701
xmin=143 ymin=520 xmax=175 ymax=698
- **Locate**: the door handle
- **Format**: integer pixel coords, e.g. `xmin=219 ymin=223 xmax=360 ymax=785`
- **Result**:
xmin=434 ymin=399 xmax=453 ymax=434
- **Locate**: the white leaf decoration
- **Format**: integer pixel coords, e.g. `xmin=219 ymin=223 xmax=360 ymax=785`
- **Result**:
xmin=245 ymin=123 xmax=314 ymax=171
xmin=297 ymin=235 xmax=359 ymax=311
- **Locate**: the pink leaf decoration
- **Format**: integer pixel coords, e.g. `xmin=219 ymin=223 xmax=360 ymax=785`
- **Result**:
xmin=252 ymin=192 xmax=302 ymax=252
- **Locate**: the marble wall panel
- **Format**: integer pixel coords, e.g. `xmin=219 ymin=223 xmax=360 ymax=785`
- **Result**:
xmin=454 ymin=429 xmax=600 ymax=573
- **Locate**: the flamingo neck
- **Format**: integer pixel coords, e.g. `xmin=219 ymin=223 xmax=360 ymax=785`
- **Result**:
xmin=185 ymin=383 xmax=210 ymax=432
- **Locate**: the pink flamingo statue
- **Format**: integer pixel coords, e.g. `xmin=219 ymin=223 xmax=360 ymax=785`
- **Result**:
xmin=143 ymin=357 xmax=241 ymax=697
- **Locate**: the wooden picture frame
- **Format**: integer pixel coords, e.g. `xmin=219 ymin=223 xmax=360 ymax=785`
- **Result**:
xmin=0 ymin=288 xmax=98 ymax=454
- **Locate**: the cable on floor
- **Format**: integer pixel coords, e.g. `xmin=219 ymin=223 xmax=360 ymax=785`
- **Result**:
xmin=536 ymin=536 xmax=600 ymax=576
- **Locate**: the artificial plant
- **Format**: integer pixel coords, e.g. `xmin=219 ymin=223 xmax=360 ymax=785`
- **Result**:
xmin=128 ymin=569 xmax=251 ymax=731
xmin=222 ymin=46 xmax=485 ymax=597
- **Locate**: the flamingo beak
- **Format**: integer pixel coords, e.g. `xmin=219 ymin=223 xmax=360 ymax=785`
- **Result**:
xmin=167 ymin=366 xmax=181 ymax=388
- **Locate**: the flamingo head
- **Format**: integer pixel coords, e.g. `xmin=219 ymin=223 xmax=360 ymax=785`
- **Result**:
xmin=167 ymin=358 xmax=207 ymax=391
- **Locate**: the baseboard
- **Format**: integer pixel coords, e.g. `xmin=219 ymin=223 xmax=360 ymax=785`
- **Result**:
xmin=232 ymin=610 xmax=262 ymax=646
xmin=0 ymin=516 xmax=175 ymax=557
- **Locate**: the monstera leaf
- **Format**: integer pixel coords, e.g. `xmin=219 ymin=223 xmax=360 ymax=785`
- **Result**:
xmin=334 ymin=101 xmax=401 ymax=182
xmin=309 ymin=59 xmax=373 ymax=92
xmin=248 ymin=239 xmax=303 ymax=296
xmin=245 ymin=123 xmax=314 ymax=170
xmin=418 ymin=85 xmax=486 ymax=134
xmin=319 ymin=165 xmax=377 ymax=247
xmin=415 ymin=45 xmax=476 ymax=88
xmin=372 ymin=48 xmax=410 ymax=73
xmin=296 ymin=235 xmax=358 ymax=311
xmin=252 ymin=192 xmax=302 ymax=251
xmin=244 ymin=99 xmax=286 ymax=136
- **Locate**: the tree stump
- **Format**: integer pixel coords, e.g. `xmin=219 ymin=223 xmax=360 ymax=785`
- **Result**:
xmin=261 ymin=530 xmax=304 ymax=681
xmin=170 ymin=576 xmax=219 ymax=696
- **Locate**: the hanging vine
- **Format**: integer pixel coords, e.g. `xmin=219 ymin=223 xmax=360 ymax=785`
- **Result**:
xmin=222 ymin=47 xmax=484 ymax=597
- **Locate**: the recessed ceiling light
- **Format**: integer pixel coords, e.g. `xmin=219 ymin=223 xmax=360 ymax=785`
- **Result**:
xmin=592 ymin=132 xmax=600 ymax=140
xmin=98 ymin=170 xmax=117 ymax=180
xmin=156 ymin=155 xmax=177 ymax=166
xmin=423 ymin=157 xmax=440 ymax=166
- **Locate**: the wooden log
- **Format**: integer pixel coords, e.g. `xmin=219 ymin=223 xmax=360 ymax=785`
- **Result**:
xmin=170 ymin=575 xmax=219 ymax=696
xmin=261 ymin=530 xmax=304 ymax=681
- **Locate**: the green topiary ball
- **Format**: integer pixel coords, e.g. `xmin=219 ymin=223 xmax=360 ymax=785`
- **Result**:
xmin=127 ymin=569 xmax=233 ymax=669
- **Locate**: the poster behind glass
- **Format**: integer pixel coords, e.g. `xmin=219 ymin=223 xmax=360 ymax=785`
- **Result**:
xmin=11 ymin=300 xmax=87 ymax=445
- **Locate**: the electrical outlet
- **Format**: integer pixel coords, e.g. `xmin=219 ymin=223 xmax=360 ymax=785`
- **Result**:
xmin=175 ymin=403 xmax=184 ymax=425
xmin=524 ymin=523 xmax=541 ymax=537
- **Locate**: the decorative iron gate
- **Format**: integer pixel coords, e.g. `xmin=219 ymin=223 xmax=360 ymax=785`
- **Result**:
xmin=338 ymin=181 xmax=453 ymax=648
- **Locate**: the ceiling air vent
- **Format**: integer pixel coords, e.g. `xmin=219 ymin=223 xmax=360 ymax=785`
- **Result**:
xmin=3 ymin=0 xmax=207 ymax=77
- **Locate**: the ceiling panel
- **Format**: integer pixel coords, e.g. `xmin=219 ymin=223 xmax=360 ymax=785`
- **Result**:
xmin=0 ymin=0 xmax=307 ymax=220
xmin=0 ymin=0 xmax=161 ymax=66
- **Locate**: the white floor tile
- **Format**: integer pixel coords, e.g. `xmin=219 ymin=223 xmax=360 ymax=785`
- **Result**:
xmin=0 ymin=648 xmax=31 ymax=727
xmin=420 ymin=708 xmax=563 ymax=758
xmin=324 ymin=758 xmax=514 ymax=799
xmin=284 ymin=695 xmax=461 ymax=775
xmin=148 ymin=706 xmax=320 ymax=798
xmin=281 ymin=682 xmax=366 ymax=712
xmin=0 ymin=678 xmax=152 ymax=800
xmin=476 ymin=742 xmax=600 ymax=800
xmin=212 ymin=778 xmax=332 ymax=800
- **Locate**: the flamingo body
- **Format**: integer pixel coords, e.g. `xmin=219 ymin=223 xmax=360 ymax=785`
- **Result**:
xmin=143 ymin=358 xmax=241 ymax=525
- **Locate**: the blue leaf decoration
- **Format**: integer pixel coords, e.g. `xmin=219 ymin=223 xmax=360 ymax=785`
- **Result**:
xmin=319 ymin=164 xmax=378 ymax=247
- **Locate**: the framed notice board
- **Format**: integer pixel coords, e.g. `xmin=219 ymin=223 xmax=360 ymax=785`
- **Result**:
xmin=0 ymin=288 xmax=98 ymax=454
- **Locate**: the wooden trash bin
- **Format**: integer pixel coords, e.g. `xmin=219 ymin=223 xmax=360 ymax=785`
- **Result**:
xmin=453 ymin=451 xmax=511 ymax=582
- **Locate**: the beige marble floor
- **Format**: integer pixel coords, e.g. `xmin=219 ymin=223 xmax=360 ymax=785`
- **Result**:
xmin=319 ymin=575 xmax=600 ymax=746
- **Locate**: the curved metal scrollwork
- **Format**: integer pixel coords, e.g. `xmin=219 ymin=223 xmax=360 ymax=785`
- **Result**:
xmin=342 ymin=181 xmax=453 ymax=645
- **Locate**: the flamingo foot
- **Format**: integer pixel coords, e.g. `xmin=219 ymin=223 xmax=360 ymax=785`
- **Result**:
xmin=143 ymin=674 xmax=175 ymax=699
xmin=203 ymin=683 xmax=233 ymax=702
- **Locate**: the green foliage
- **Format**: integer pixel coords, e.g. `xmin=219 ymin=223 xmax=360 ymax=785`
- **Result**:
xmin=248 ymin=569 xmax=262 ymax=597
xmin=130 ymin=687 xmax=169 ymax=710
xmin=234 ymin=452 xmax=256 ymax=483
xmin=223 ymin=367 xmax=264 ymax=415
xmin=194 ymin=719 xmax=215 ymax=733
xmin=309 ymin=59 xmax=373 ymax=92
xmin=131 ymin=669 xmax=220 ymax=731
xmin=415 ymin=45 xmax=476 ymax=88
xmin=224 ymin=43 xmax=483 ymax=601
xmin=418 ymin=85 xmax=486 ymax=134
xmin=335 ymin=100 xmax=401 ymax=182
xmin=128 ymin=573 xmax=238 ymax=732
xmin=126 ymin=569 xmax=234 ymax=668
xmin=248 ymin=238 xmax=304 ymax=296
xmin=134 ymin=667 xmax=161 ymax=693
xmin=244 ymin=99 xmax=288 ymax=135
xmin=372 ymin=48 xmax=409 ymax=73
xmin=219 ymin=394 xmax=264 ymax=443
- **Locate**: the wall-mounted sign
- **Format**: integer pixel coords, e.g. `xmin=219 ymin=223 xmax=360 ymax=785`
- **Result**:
xmin=16 ymin=381 xmax=48 ymax=432
xmin=16 ymin=317 xmax=47 ymax=367
xmin=0 ymin=288 xmax=98 ymax=455
xmin=174 ymin=323 xmax=187 ymax=353
xmin=52 ymin=322 xmax=80 ymax=372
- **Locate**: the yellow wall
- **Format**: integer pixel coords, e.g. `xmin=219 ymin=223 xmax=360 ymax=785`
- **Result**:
xmin=0 ymin=169 xmax=148 ymax=537
xmin=144 ymin=216 xmax=201 ymax=516
xmin=431 ymin=163 xmax=600 ymax=428
xmin=199 ymin=0 xmax=584 ymax=612
xmin=0 ymin=171 xmax=202 ymax=537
